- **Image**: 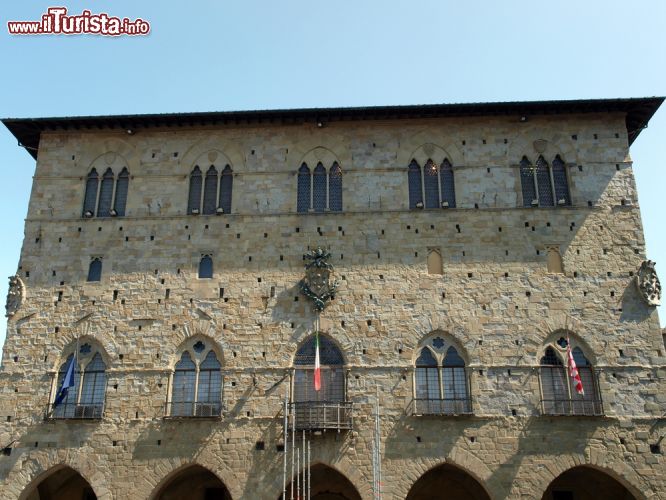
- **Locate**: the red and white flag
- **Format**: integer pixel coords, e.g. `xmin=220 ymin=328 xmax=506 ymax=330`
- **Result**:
xmin=314 ymin=331 xmax=321 ymax=391
xmin=567 ymin=342 xmax=584 ymax=395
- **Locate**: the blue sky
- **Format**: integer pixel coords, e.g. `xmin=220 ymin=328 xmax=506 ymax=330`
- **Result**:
xmin=0 ymin=1 xmax=664 ymax=353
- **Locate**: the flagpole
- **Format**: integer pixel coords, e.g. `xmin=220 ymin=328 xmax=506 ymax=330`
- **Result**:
xmin=302 ymin=430 xmax=306 ymax=500
xmin=291 ymin=389 xmax=295 ymax=500
xmin=283 ymin=382 xmax=288 ymax=500
xmin=307 ymin=440 xmax=311 ymax=500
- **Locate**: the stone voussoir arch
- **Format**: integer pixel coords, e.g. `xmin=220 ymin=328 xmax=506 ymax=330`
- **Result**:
xmin=146 ymin=459 xmax=240 ymax=500
xmin=165 ymin=320 xmax=228 ymax=369
xmin=291 ymin=330 xmax=351 ymax=366
xmin=78 ymin=136 xmax=138 ymax=175
xmin=413 ymin=329 xmax=472 ymax=365
xmin=396 ymin=454 xmax=494 ymax=500
xmin=12 ymin=453 xmax=111 ymax=500
xmin=285 ymin=135 xmax=351 ymax=171
xmin=529 ymin=456 xmax=648 ymax=500
xmin=180 ymin=137 xmax=245 ymax=174
xmin=397 ymin=130 xmax=464 ymax=167
xmin=507 ymin=130 xmax=578 ymax=166
xmin=276 ymin=460 xmax=371 ymax=500
xmin=49 ymin=318 xmax=117 ymax=372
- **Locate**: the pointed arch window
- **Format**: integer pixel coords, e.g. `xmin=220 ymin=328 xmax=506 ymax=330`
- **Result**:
xmin=97 ymin=168 xmax=115 ymax=217
xmin=113 ymin=168 xmax=129 ymax=216
xmin=313 ymin=163 xmax=327 ymax=212
xmin=82 ymin=166 xmax=130 ymax=218
xmin=82 ymin=169 xmax=99 ymax=216
xmin=203 ymin=166 xmax=219 ymax=215
xmin=188 ymin=162 xmax=233 ymax=215
xmin=520 ymin=155 xmax=571 ymax=207
xmin=539 ymin=341 xmax=602 ymax=416
xmin=408 ymin=158 xmax=456 ymax=209
xmin=50 ymin=345 xmax=106 ymax=419
xmin=168 ymin=342 xmax=223 ymax=417
xmin=198 ymin=255 xmax=213 ymax=279
xmin=413 ymin=338 xmax=471 ymax=415
xmin=291 ymin=334 xmax=351 ymax=430
xmin=188 ymin=166 xmax=203 ymax=214
xmin=296 ymin=162 xmax=343 ymax=213
xmin=87 ymin=258 xmax=102 ymax=282
xmin=219 ymin=165 xmax=233 ymax=214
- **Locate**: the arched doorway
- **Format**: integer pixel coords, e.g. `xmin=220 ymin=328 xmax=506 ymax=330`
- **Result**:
xmin=542 ymin=466 xmax=637 ymax=500
xmin=406 ymin=463 xmax=490 ymax=500
xmin=281 ymin=464 xmax=361 ymax=500
xmin=21 ymin=466 xmax=96 ymax=500
xmin=153 ymin=465 xmax=231 ymax=500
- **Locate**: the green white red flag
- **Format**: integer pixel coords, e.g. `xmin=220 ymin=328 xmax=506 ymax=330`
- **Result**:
xmin=567 ymin=341 xmax=584 ymax=395
xmin=314 ymin=332 xmax=321 ymax=391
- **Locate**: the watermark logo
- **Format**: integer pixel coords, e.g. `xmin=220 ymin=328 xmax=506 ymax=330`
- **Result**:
xmin=7 ymin=7 xmax=150 ymax=36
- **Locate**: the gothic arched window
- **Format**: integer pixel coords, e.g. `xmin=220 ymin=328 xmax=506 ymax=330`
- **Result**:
xmin=188 ymin=166 xmax=203 ymax=214
xmin=408 ymin=158 xmax=456 ymax=209
xmin=297 ymin=162 xmax=343 ymax=213
xmin=313 ymin=163 xmax=327 ymax=212
xmin=539 ymin=340 xmax=602 ymax=416
xmin=203 ymin=166 xmax=219 ymax=215
xmin=87 ymin=258 xmax=102 ymax=282
xmin=97 ymin=168 xmax=115 ymax=217
xmin=198 ymin=255 xmax=213 ymax=279
xmin=292 ymin=334 xmax=350 ymax=430
xmin=297 ymin=164 xmax=311 ymax=213
xmin=408 ymin=159 xmax=423 ymax=209
xmin=82 ymin=169 xmax=99 ymax=216
xmin=113 ymin=167 xmax=129 ymax=216
xmin=413 ymin=337 xmax=471 ymax=415
xmin=51 ymin=344 xmax=106 ymax=419
xmin=329 ymin=162 xmax=343 ymax=212
xmin=219 ymin=165 xmax=233 ymax=214
xmin=520 ymin=155 xmax=571 ymax=208
xmin=169 ymin=341 xmax=223 ymax=417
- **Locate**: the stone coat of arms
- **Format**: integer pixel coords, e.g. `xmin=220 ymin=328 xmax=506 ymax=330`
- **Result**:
xmin=635 ymin=260 xmax=661 ymax=306
xmin=299 ymin=247 xmax=339 ymax=312
xmin=5 ymin=274 xmax=25 ymax=318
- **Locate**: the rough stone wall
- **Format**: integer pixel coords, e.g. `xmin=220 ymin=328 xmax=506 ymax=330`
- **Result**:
xmin=0 ymin=113 xmax=663 ymax=499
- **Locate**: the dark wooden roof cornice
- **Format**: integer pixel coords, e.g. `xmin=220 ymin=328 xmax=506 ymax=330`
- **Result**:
xmin=3 ymin=97 xmax=663 ymax=159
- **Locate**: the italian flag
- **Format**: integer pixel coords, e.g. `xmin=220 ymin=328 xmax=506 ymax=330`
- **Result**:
xmin=314 ymin=331 xmax=321 ymax=391
xmin=567 ymin=342 xmax=584 ymax=395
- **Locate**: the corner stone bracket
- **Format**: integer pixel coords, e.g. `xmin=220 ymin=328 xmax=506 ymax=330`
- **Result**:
xmin=635 ymin=260 xmax=661 ymax=306
xmin=5 ymin=274 xmax=25 ymax=318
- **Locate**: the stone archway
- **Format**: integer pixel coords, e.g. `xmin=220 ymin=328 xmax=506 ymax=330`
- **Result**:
xmin=541 ymin=466 xmax=636 ymax=500
xmin=21 ymin=465 xmax=97 ymax=500
xmin=406 ymin=463 xmax=490 ymax=500
xmin=152 ymin=465 xmax=232 ymax=500
xmin=281 ymin=463 xmax=361 ymax=500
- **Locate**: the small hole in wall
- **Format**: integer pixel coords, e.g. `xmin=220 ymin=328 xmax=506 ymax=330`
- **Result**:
xmin=456 ymin=225 xmax=460 ymax=233
xmin=507 ymin=369 xmax=511 ymax=376
xmin=593 ymin=134 xmax=598 ymax=140
xmin=620 ymin=437 xmax=626 ymax=445
xmin=165 ymin=289 xmax=170 ymax=299
xmin=470 ymin=436 xmax=476 ymax=443
xmin=468 ymin=273 xmax=473 ymax=278
xmin=416 ymin=436 xmax=422 ymax=443
xmin=121 ymin=299 xmax=126 ymax=304
xmin=58 ymin=237 xmax=62 ymax=243
xmin=504 ymin=272 xmax=509 ymax=277
xmin=119 ymin=354 xmax=124 ymax=360
xmin=525 ymin=291 xmax=531 ymax=297
xmin=649 ymin=444 xmax=660 ymax=454
xmin=616 ymin=164 xmax=621 ymax=171
xmin=578 ymin=165 xmax=583 ymax=172
xmin=618 ymin=349 xmax=624 ymax=357
xmin=367 ymin=320 xmax=372 ymax=326
xmin=573 ymin=272 xmax=578 ymax=278
xmin=55 ymin=327 xmax=59 ymax=333
xmin=511 ymin=409 xmax=517 ymax=416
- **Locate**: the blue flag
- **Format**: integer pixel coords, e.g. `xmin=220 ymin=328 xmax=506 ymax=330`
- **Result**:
xmin=54 ymin=355 xmax=76 ymax=406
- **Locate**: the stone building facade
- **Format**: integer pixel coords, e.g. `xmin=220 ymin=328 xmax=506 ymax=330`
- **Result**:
xmin=0 ymin=98 xmax=664 ymax=500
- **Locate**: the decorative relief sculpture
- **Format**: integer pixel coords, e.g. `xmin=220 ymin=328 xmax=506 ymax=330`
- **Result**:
xmin=5 ymin=275 xmax=25 ymax=318
xmin=299 ymin=247 xmax=339 ymax=311
xmin=635 ymin=260 xmax=661 ymax=306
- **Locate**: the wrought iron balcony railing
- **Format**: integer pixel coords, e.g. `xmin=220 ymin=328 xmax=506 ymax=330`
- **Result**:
xmin=165 ymin=401 xmax=223 ymax=418
xmin=410 ymin=397 xmax=473 ymax=416
xmin=289 ymin=401 xmax=353 ymax=431
xmin=46 ymin=402 xmax=104 ymax=420
xmin=541 ymin=398 xmax=604 ymax=416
